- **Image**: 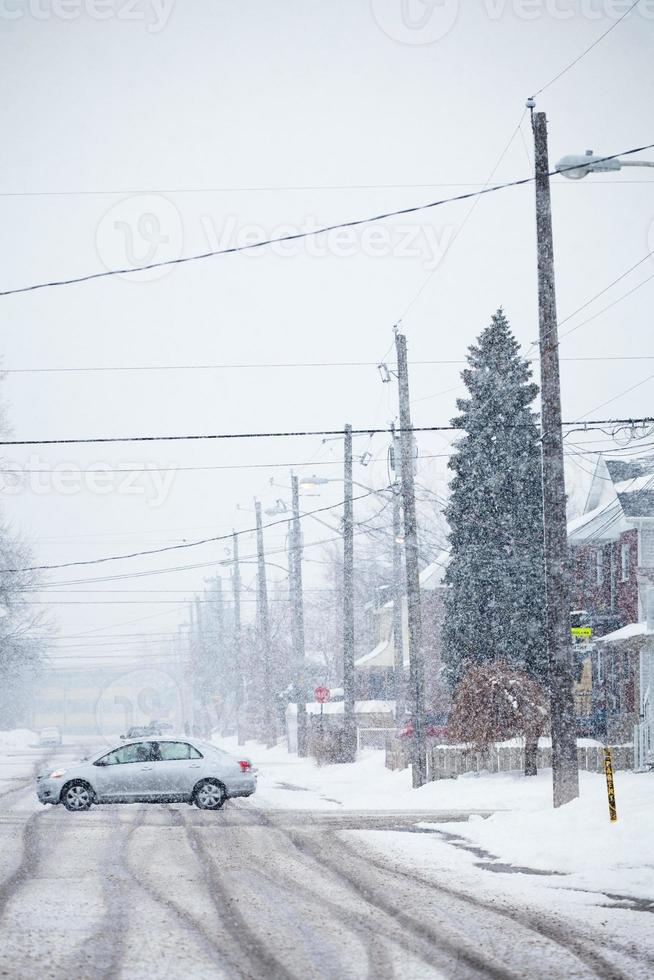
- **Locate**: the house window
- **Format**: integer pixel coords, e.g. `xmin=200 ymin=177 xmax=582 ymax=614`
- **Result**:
xmin=596 ymin=549 xmax=604 ymax=586
xmin=621 ymin=543 xmax=630 ymax=582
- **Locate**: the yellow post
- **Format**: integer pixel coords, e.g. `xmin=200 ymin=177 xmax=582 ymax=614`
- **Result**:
xmin=603 ymin=747 xmax=617 ymax=822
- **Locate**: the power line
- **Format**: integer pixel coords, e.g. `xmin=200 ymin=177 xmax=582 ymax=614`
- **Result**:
xmin=2 ymin=145 xmax=652 ymax=298
xmin=394 ymin=109 xmax=527 ymax=326
xmin=559 ymin=270 xmax=654 ymax=343
xmin=530 ymin=0 xmax=641 ymax=97
xmin=3 ymin=417 xmax=654 ymax=448
xmin=0 ymin=489 xmax=390 ymax=574
xmin=2 ymin=178 xmax=652 ymax=199
xmin=5 ymin=354 xmax=654 ymax=375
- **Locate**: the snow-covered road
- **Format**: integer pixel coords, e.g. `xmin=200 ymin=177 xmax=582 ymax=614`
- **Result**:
xmin=0 ymin=741 xmax=652 ymax=979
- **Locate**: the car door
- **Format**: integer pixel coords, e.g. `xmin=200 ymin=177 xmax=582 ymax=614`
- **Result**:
xmin=92 ymin=741 xmax=161 ymax=801
xmin=150 ymin=741 xmax=204 ymax=798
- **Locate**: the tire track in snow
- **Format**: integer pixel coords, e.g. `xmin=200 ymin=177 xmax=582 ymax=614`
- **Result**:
xmin=176 ymin=806 xmax=295 ymax=980
xmin=256 ymin=811 xmax=517 ymax=980
xmin=332 ymin=830 xmax=643 ymax=980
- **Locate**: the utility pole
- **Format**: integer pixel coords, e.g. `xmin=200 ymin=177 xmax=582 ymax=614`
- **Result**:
xmin=255 ymin=500 xmax=276 ymax=747
xmin=395 ymin=331 xmax=427 ymax=788
xmin=342 ymin=423 xmax=357 ymax=762
xmin=195 ymin=596 xmax=210 ymax=738
xmin=530 ymin=106 xmax=579 ymax=807
xmin=390 ymin=423 xmax=406 ymax=720
xmin=290 ymin=474 xmax=308 ymax=756
xmin=231 ymin=531 xmax=245 ymax=745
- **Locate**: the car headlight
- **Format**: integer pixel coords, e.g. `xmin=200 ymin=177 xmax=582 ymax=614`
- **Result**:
xmin=49 ymin=770 xmax=67 ymax=779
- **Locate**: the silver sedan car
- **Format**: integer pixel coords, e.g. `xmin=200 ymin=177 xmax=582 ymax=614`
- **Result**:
xmin=36 ymin=737 xmax=256 ymax=812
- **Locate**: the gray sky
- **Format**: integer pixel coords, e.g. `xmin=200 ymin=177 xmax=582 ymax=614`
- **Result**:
xmin=1 ymin=0 xmax=653 ymax=664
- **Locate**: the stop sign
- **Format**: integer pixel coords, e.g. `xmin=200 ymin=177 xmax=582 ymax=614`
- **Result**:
xmin=314 ymin=686 xmax=330 ymax=704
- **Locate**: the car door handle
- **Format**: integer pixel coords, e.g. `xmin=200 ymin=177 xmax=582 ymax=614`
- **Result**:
xmin=190 ymin=764 xmax=201 ymax=768
xmin=140 ymin=765 xmax=154 ymax=771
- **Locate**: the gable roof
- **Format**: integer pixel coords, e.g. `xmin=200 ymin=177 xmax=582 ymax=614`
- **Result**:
xmin=569 ymin=457 xmax=654 ymax=543
xmin=605 ymin=459 xmax=653 ymax=484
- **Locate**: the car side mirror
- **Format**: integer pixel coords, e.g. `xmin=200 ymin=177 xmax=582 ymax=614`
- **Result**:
xmin=94 ymin=759 xmax=107 ymax=767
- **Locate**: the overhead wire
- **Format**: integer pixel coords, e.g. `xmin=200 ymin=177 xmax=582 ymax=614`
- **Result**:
xmin=2 ymin=144 xmax=653 ymax=298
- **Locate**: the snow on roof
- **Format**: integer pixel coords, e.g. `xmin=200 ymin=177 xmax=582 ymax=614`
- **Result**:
xmin=606 ymin=459 xmax=653 ymax=485
xmin=287 ymin=700 xmax=395 ymax=715
xmin=419 ymin=550 xmax=451 ymax=590
xmin=567 ymin=497 xmax=628 ymax=543
xmin=596 ymin=621 xmax=650 ymax=644
xmin=355 ymin=639 xmax=390 ymax=668
xmin=614 ymin=473 xmax=654 ymax=494
xmin=617 ymin=488 xmax=654 ymax=518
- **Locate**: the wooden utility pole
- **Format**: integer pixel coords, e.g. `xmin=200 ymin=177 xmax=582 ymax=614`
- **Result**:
xmin=342 ymin=423 xmax=357 ymax=761
xmin=395 ymin=331 xmax=427 ymax=787
xmin=231 ymin=530 xmax=245 ymax=745
xmin=531 ymin=107 xmax=579 ymax=807
xmin=290 ymin=474 xmax=308 ymax=756
xmin=390 ymin=423 xmax=406 ymax=720
xmin=254 ymin=500 xmax=276 ymax=747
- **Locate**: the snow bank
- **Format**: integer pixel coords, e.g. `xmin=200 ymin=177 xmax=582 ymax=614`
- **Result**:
xmin=436 ymin=769 xmax=654 ymax=891
xmin=0 ymin=729 xmax=37 ymax=751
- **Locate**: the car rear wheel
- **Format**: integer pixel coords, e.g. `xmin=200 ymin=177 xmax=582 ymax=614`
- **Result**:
xmin=61 ymin=780 xmax=94 ymax=812
xmin=193 ymin=779 xmax=225 ymax=810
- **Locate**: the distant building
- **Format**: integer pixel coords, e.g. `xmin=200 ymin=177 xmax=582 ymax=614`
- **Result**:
xmin=354 ymin=552 xmax=450 ymax=713
xmin=31 ymin=657 xmax=191 ymax=740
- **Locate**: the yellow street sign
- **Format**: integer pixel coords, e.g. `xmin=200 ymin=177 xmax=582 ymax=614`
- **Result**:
xmin=571 ymin=626 xmax=592 ymax=637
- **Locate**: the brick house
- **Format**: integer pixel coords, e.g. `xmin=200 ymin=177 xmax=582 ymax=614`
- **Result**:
xmin=568 ymin=457 xmax=654 ymax=742
xmin=354 ymin=552 xmax=450 ymax=715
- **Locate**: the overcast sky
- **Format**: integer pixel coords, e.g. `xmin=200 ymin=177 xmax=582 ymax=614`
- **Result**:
xmin=1 ymin=0 xmax=653 ymax=666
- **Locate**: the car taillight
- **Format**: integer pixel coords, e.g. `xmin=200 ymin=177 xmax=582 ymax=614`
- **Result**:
xmin=238 ymin=760 xmax=251 ymax=772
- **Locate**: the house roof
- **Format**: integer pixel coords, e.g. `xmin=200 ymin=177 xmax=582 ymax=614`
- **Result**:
xmin=419 ymin=550 xmax=451 ymax=590
xmin=567 ymin=497 xmax=629 ymax=543
xmin=596 ymin=621 xmax=650 ymax=644
xmin=355 ymin=639 xmax=391 ymax=668
xmin=605 ymin=459 xmax=653 ymax=484
xmin=568 ymin=458 xmax=654 ymax=543
xmin=617 ymin=488 xmax=654 ymax=518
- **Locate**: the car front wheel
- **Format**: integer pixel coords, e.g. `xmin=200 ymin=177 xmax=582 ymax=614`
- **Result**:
xmin=193 ymin=779 xmax=225 ymax=810
xmin=61 ymin=780 xmax=94 ymax=812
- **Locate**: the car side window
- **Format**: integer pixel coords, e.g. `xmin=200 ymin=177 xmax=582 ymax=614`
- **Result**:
xmin=100 ymin=741 xmax=160 ymax=766
xmin=158 ymin=741 xmax=203 ymax=761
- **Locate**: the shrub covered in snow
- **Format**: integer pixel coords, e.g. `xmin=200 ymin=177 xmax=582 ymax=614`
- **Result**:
xmin=448 ymin=661 xmax=549 ymax=774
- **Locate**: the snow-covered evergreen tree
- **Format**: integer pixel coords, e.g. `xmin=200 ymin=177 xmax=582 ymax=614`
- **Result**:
xmin=443 ymin=309 xmax=547 ymax=687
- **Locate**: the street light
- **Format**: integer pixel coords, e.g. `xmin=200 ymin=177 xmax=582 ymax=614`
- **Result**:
xmin=556 ymin=149 xmax=654 ymax=180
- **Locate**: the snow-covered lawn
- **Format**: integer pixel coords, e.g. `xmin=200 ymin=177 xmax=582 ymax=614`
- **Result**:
xmin=215 ymin=734 xmax=654 ymax=907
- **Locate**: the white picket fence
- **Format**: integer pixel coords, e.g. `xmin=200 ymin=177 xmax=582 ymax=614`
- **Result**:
xmin=385 ymin=739 xmax=634 ymax=778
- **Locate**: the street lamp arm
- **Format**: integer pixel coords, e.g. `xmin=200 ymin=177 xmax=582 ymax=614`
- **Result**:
xmin=556 ymin=151 xmax=654 ymax=180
